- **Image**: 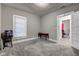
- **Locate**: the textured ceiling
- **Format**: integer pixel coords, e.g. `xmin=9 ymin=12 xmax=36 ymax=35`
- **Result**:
xmin=3 ymin=3 xmax=72 ymax=16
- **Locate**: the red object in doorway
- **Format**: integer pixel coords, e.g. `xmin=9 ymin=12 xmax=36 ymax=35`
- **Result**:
xmin=62 ymin=23 xmax=64 ymax=30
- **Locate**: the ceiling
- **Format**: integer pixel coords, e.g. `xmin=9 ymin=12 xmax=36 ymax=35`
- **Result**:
xmin=3 ymin=3 xmax=72 ymax=16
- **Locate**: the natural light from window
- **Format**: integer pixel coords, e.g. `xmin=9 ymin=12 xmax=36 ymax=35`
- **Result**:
xmin=13 ymin=15 xmax=27 ymax=38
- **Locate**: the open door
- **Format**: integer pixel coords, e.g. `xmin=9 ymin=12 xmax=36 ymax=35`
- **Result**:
xmin=72 ymin=11 xmax=79 ymax=49
xmin=57 ymin=12 xmax=72 ymax=46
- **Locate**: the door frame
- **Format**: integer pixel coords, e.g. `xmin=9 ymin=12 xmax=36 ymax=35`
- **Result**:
xmin=57 ymin=11 xmax=73 ymax=44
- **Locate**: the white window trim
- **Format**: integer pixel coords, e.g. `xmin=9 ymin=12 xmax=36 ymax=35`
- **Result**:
xmin=13 ymin=15 xmax=27 ymax=39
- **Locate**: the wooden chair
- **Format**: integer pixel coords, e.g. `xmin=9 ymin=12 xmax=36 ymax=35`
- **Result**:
xmin=1 ymin=30 xmax=13 ymax=49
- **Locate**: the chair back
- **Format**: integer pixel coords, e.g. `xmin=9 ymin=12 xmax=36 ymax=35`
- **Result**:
xmin=1 ymin=30 xmax=13 ymax=40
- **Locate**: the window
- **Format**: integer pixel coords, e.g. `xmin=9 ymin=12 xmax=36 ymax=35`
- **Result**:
xmin=13 ymin=15 xmax=27 ymax=38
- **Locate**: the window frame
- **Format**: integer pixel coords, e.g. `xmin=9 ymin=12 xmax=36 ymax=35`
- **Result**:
xmin=13 ymin=15 xmax=27 ymax=39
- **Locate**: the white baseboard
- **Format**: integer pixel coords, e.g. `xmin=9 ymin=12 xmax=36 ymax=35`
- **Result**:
xmin=49 ymin=38 xmax=57 ymax=42
xmin=13 ymin=37 xmax=38 ymax=44
xmin=71 ymin=43 xmax=79 ymax=50
xmin=13 ymin=38 xmax=57 ymax=44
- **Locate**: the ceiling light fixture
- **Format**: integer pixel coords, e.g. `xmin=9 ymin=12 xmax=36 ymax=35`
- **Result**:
xmin=34 ymin=3 xmax=49 ymax=8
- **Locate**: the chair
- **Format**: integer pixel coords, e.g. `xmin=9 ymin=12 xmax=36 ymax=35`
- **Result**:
xmin=1 ymin=30 xmax=13 ymax=49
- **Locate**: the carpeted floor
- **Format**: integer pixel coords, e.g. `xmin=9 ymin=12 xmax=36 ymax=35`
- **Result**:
xmin=0 ymin=39 xmax=79 ymax=56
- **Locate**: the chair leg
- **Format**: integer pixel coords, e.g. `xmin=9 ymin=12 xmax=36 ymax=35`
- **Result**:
xmin=3 ymin=41 xmax=5 ymax=49
xmin=11 ymin=42 xmax=13 ymax=47
xmin=11 ymin=40 xmax=13 ymax=47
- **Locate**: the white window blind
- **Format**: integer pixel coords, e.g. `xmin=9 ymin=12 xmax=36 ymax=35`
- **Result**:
xmin=13 ymin=15 xmax=27 ymax=38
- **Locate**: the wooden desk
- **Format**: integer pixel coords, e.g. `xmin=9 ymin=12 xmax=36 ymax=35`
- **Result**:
xmin=38 ymin=33 xmax=49 ymax=40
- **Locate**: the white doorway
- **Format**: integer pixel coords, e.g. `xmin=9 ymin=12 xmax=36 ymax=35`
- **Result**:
xmin=57 ymin=12 xmax=72 ymax=46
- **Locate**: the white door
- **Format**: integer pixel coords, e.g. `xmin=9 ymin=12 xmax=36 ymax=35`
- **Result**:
xmin=72 ymin=11 xmax=79 ymax=49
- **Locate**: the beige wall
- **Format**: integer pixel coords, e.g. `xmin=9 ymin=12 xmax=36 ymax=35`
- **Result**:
xmin=41 ymin=4 xmax=79 ymax=40
xmin=0 ymin=3 xmax=2 ymax=49
xmin=1 ymin=5 xmax=40 ymax=39
xmin=0 ymin=4 xmax=1 ymax=37
xmin=1 ymin=4 xmax=79 ymax=41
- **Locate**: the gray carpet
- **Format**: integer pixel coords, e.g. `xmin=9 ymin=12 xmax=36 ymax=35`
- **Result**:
xmin=0 ymin=39 xmax=79 ymax=56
